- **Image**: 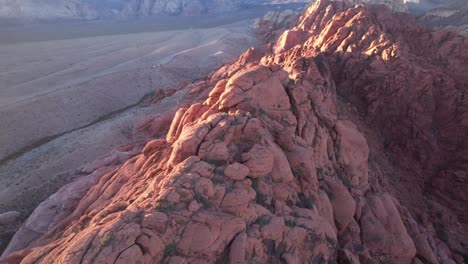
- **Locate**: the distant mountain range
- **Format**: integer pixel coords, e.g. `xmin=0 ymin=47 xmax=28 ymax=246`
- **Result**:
xmin=1 ymin=0 xmax=465 ymax=36
xmin=0 ymin=0 xmax=311 ymax=21
xmin=0 ymin=0 xmax=431 ymax=22
xmin=409 ymin=0 xmax=468 ymax=35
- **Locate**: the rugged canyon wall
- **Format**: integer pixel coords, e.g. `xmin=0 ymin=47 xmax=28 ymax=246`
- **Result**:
xmin=1 ymin=0 xmax=467 ymax=263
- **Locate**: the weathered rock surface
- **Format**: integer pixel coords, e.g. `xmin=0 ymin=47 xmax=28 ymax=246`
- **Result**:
xmin=2 ymin=0 xmax=467 ymax=263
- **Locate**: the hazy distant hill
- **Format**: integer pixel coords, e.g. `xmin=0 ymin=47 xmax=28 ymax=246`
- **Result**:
xmin=0 ymin=0 xmax=311 ymax=21
xmin=3 ymin=0 xmax=412 ymax=22
xmin=414 ymin=0 xmax=468 ymax=35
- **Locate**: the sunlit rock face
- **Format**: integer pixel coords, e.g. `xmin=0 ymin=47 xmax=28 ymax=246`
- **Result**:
xmin=1 ymin=0 xmax=467 ymax=263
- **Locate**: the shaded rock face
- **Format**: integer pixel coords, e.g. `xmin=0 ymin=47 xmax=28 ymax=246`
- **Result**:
xmin=2 ymin=0 xmax=467 ymax=263
xmin=296 ymin=0 xmax=468 ymax=222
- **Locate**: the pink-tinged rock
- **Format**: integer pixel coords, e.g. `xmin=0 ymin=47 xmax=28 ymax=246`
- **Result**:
xmin=142 ymin=139 xmax=167 ymax=157
xmin=241 ymin=118 xmax=268 ymax=142
xmin=115 ymin=244 xmax=144 ymax=264
xmin=242 ymin=144 xmax=274 ymax=178
xmin=191 ymin=161 xmax=215 ymax=178
xmin=229 ymin=232 xmax=247 ymax=264
xmin=136 ymin=233 xmax=164 ymax=257
xmin=169 ymin=123 xmax=210 ymax=167
xmin=244 ymin=75 xmax=291 ymax=112
xmin=161 ymin=188 xmax=181 ymax=203
xmin=204 ymin=141 xmax=230 ymax=162
xmin=275 ymin=29 xmax=304 ymax=53
xmin=269 ymin=143 xmax=294 ymax=182
xmin=221 ymin=187 xmax=256 ymax=209
xmin=226 ymin=65 xmax=271 ymax=91
xmin=206 ymin=79 xmax=227 ymax=105
xmin=316 ymin=190 xmax=335 ymax=229
xmin=272 ymin=182 xmax=296 ymax=202
xmin=194 ymin=178 xmax=215 ymax=198
xmin=1 ymin=166 xmax=114 ymax=258
xmin=169 ymin=256 xmax=191 ymax=264
xmin=178 ymin=212 xmax=245 ymax=257
xmin=189 ymin=201 xmax=202 ymax=212
xmin=142 ymin=212 xmax=168 ymax=232
xmin=340 ymin=249 xmax=360 ymax=264
xmin=167 ymin=108 xmax=188 ymax=143
xmin=260 ymin=216 xmax=285 ymax=241
xmin=218 ymin=87 xmax=245 ymax=109
xmin=361 ymin=193 xmax=416 ymax=264
xmin=224 ymin=163 xmax=250 ymax=181
xmin=203 ymin=118 xmax=230 ymax=142
xmin=177 ymin=221 xmax=216 ymax=256
xmin=326 ymin=177 xmax=356 ymax=231
xmin=285 ymin=145 xmax=319 ymax=192
xmin=334 ymin=120 xmax=369 ymax=191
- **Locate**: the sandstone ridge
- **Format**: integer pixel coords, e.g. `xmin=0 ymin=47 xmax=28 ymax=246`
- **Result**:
xmin=2 ymin=0 xmax=467 ymax=263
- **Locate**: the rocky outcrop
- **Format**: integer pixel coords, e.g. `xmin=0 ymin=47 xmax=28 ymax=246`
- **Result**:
xmin=2 ymin=0 xmax=467 ymax=263
xmin=294 ymin=0 xmax=468 ymax=223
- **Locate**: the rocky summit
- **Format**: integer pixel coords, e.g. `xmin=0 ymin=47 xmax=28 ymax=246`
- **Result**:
xmin=1 ymin=0 xmax=467 ymax=263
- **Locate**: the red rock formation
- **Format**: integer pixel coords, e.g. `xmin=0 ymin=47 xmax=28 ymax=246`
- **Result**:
xmin=292 ymin=0 xmax=468 ymax=229
xmin=2 ymin=1 xmax=467 ymax=263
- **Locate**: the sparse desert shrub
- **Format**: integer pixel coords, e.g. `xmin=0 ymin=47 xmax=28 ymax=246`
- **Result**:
xmin=154 ymin=201 xmax=175 ymax=212
xmin=164 ymin=244 xmax=177 ymax=257
xmin=296 ymin=192 xmax=314 ymax=209
xmin=194 ymin=193 xmax=211 ymax=208
xmin=100 ymin=231 xmax=114 ymax=247
xmin=285 ymin=219 xmax=296 ymax=227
